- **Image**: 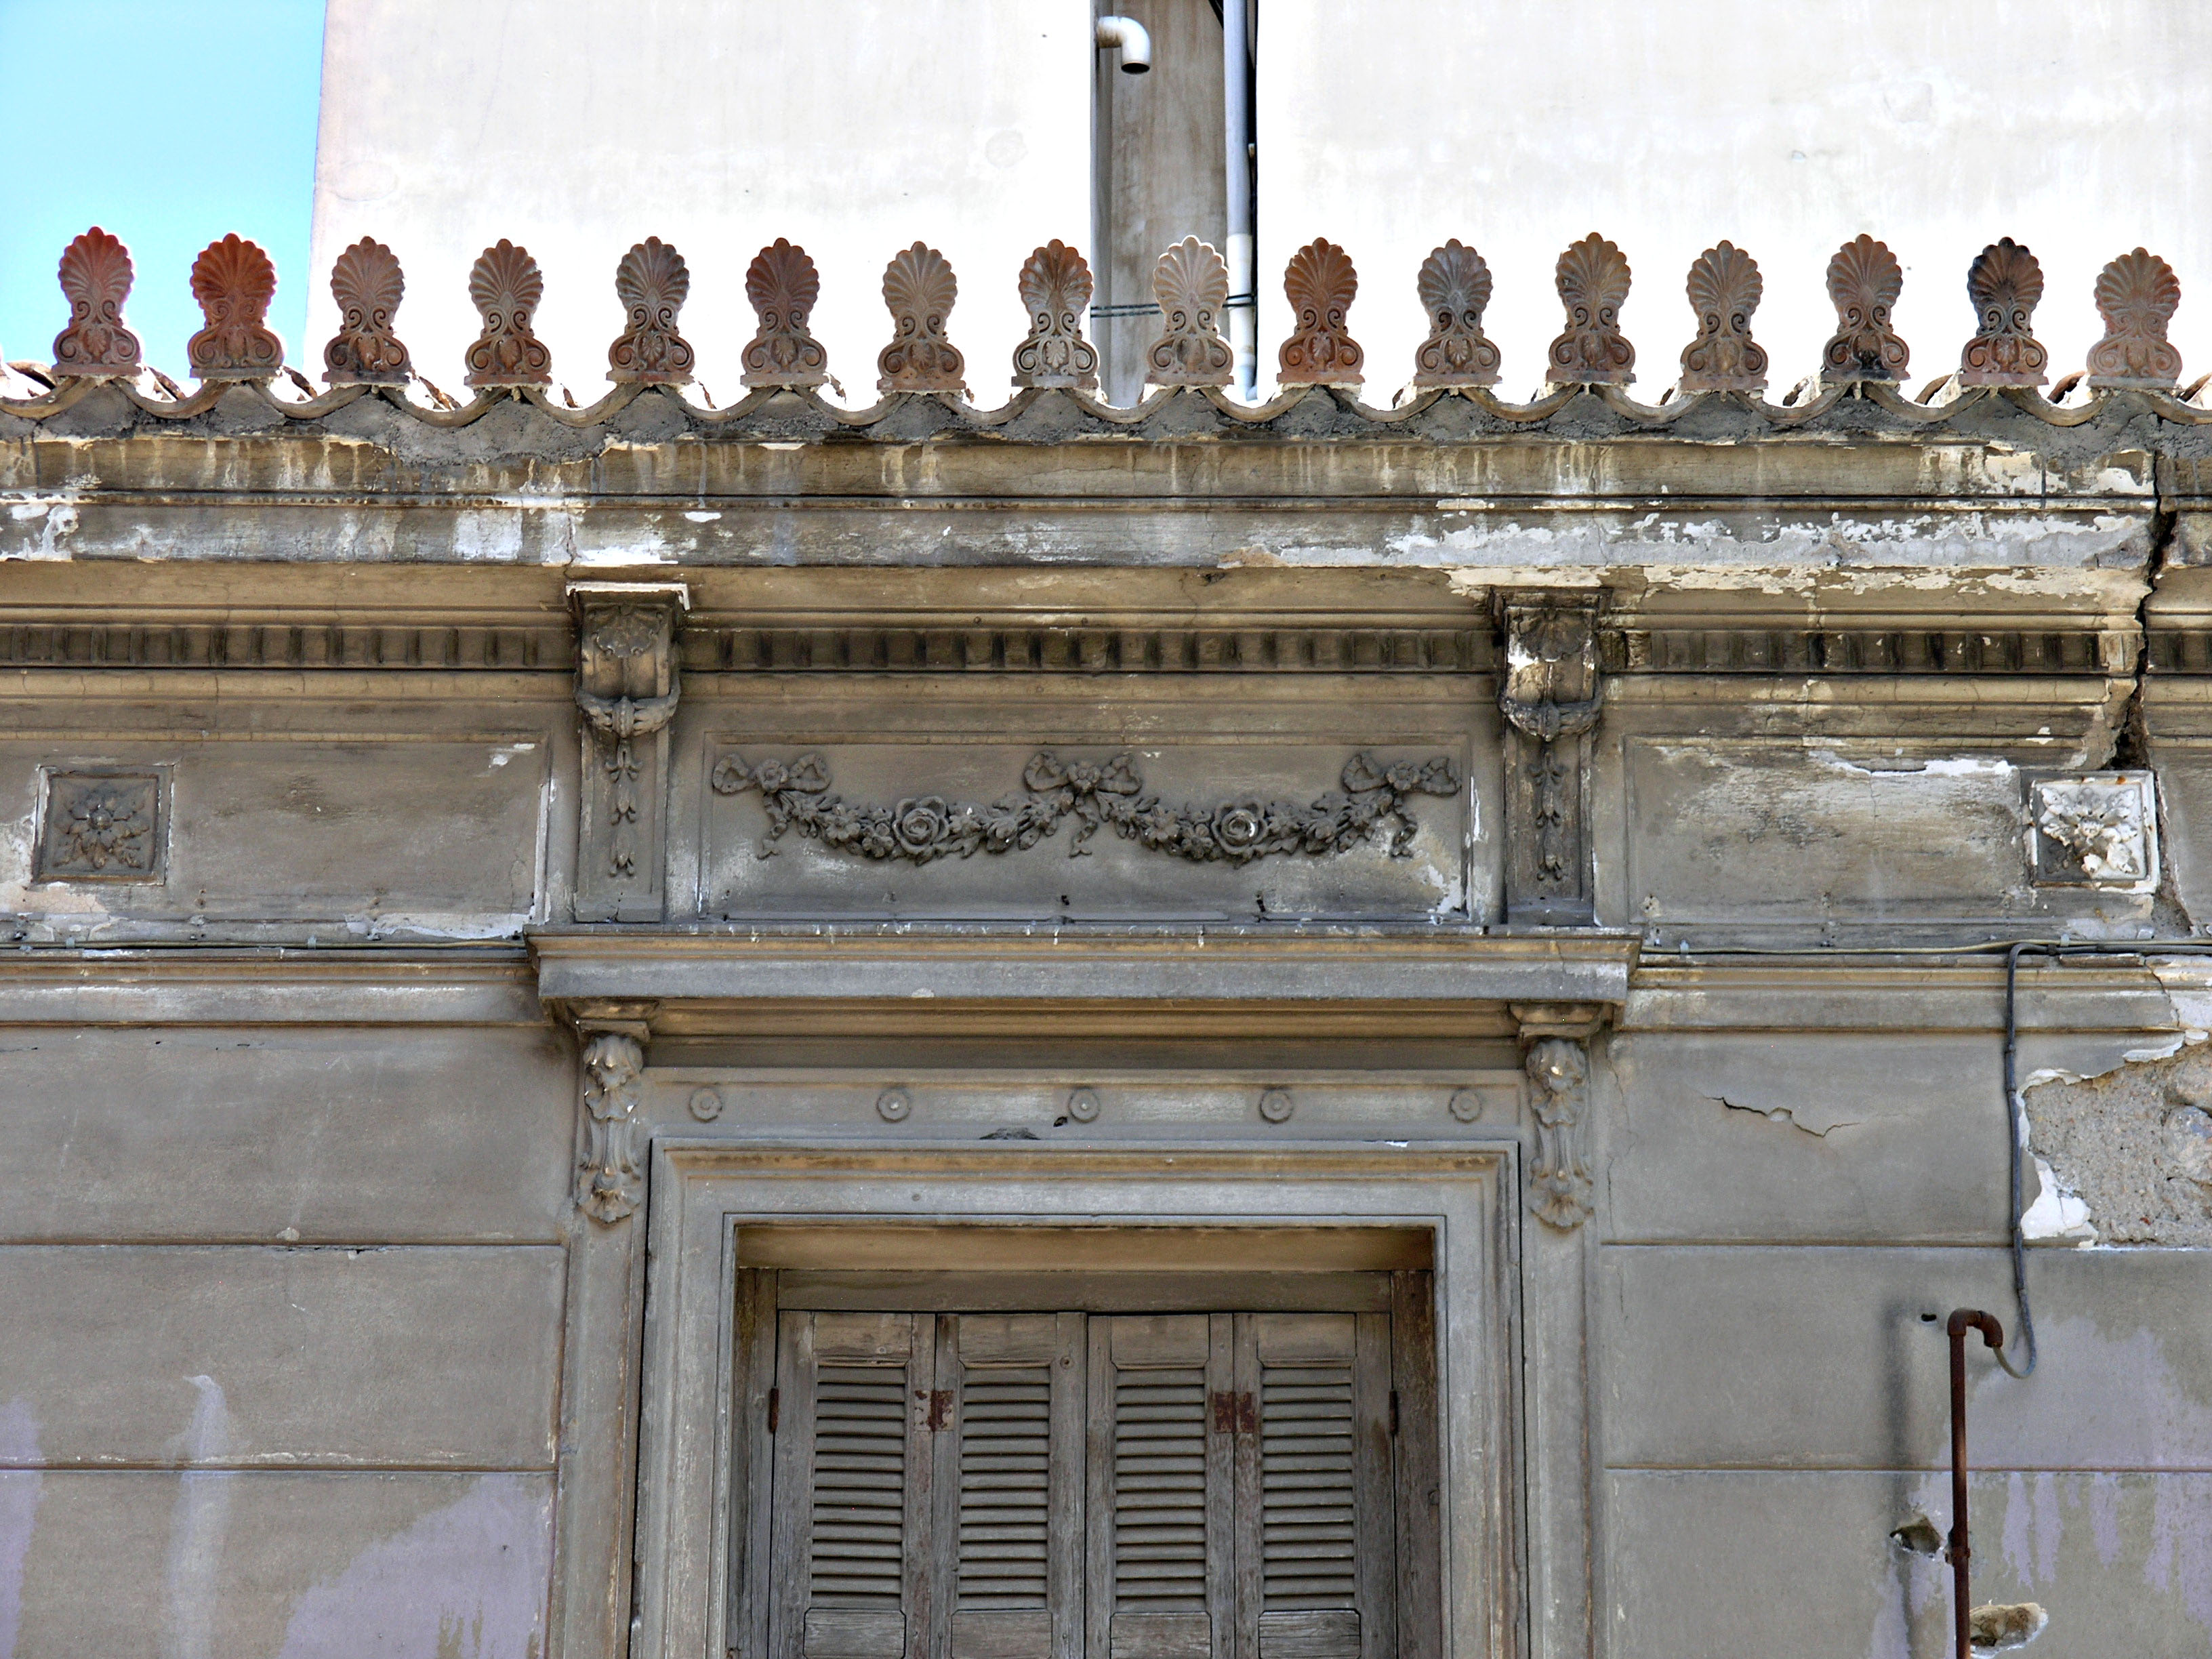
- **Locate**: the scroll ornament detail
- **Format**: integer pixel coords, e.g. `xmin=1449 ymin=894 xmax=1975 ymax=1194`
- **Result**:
xmin=608 ymin=237 xmax=695 ymax=384
xmin=1958 ymin=238 xmax=2048 ymax=387
xmin=322 ymin=237 xmax=412 ymax=386
xmin=1012 ymin=241 xmax=1099 ymax=390
xmin=1822 ymin=234 xmax=1908 ymax=382
xmin=186 ymin=234 xmax=283 ymax=380
xmin=877 ymin=242 xmax=967 ymax=394
xmin=1411 ymin=240 xmax=1500 ymax=388
xmin=575 ymin=603 xmax=681 ymax=880
xmin=741 ymin=239 xmax=832 ymax=390
xmin=578 ymin=1032 xmax=644 ymax=1225
xmin=1525 ymin=1037 xmax=1593 ymax=1230
xmin=1145 ymin=237 xmax=1235 ymax=388
xmin=2086 ymin=248 xmax=2182 ymax=391
xmin=1677 ymin=241 xmax=1768 ymax=393
xmin=1545 ymin=233 xmax=1634 ymax=386
xmin=1277 ymin=237 xmax=1364 ymax=386
xmin=710 ymin=749 xmax=1460 ymax=866
xmin=52 ymin=227 xmax=143 ymax=379
xmin=464 ymin=240 xmax=552 ymax=388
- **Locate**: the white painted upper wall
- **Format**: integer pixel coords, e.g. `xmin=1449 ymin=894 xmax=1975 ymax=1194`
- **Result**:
xmin=309 ymin=0 xmax=1092 ymax=404
xmin=1258 ymin=0 xmax=2212 ymax=403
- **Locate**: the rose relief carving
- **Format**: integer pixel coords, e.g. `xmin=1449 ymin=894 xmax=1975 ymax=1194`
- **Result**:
xmin=38 ymin=772 xmax=161 ymax=881
xmin=2031 ymin=775 xmax=2156 ymax=887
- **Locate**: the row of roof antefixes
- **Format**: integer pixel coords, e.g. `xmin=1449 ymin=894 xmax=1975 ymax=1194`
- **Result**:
xmin=19 ymin=224 xmax=2205 ymax=411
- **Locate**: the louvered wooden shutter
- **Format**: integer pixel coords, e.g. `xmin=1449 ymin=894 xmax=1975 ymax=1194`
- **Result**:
xmin=1086 ymin=1313 xmax=1235 ymax=1659
xmin=771 ymin=1311 xmax=939 ymax=1659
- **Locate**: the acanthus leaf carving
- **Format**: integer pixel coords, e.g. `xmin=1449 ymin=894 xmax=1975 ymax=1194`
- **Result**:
xmin=710 ymin=748 xmax=1460 ymax=866
xmin=1544 ymin=233 xmax=1634 ymax=386
xmin=1523 ymin=1035 xmax=1593 ymax=1231
xmin=1959 ymin=237 xmax=2048 ymax=388
xmin=608 ymin=237 xmax=695 ymax=385
xmin=1500 ymin=593 xmax=1602 ymax=926
xmin=1277 ymin=237 xmax=1364 ymax=386
xmin=464 ymin=240 xmax=552 ymax=388
xmin=322 ymin=237 xmax=412 ymax=386
xmin=52 ymin=227 xmax=143 ymax=380
xmin=578 ymin=1031 xmax=644 ymax=1224
xmin=2086 ymin=248 xmax=2182 ymax=391
xmin=1011 ymin=240 xmax=1100 ymax=390
xmin=1677 ymin=241 xmax=1767 ymax=393
xmin=1145 ymin=237 xmax=1235 ymax=388
xmin=570 ymin=583 xmax=687 ymax=919
xmin=1822 ymin=234 xmax=1908 ymax=383
xmin=1410 ymin=240 xmax=1500 ymax=388
xmin=186 ymin=234 xmax=283 ymax=381
xmin=876 ymin=241 xmax=967 ymax=394
xmin=741 ymin=239 xmax=832 ymax=390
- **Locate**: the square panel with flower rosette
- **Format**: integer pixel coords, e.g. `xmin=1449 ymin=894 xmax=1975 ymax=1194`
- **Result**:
xmin=35 ymin=770 xmax=165 ymax=882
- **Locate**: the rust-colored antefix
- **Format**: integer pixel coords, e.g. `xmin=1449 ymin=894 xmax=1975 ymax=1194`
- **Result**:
xmin=741 ymin=239 xmax=830 ymax=390
xmin=1277 ymin=237 xmax=1364 ymax=387
xmin=1011 ymin=241 xmax=1099 ymax=391
xmin=1822 ymin=234 xmax=1908 ymax=383
xmin=1545 ymin=234 xmax=1634 ymax=386
xmin=1145 ymin=237 xmax=1234 ymax=389
xmin=322 ymin=238 xmax=412 ymax=386
xmin=1677 ymin=242 xmax=1767 ymax=394
xmin=1410 ymin=240 xmax=1500 ymax=388
xmin=1959 ymin=239 xmax=2048 ymax=388
xmin=876 ymin=242 xmax=966 ymax=394
xmin=608 ymin=237 xmax=695 ymax=386
xmin=186 ymin=234 xmax=283 ymax=381
xmin=52 ymin=227 xmax=143 ymax=380
xmin=465 ymin=240 xmax=552 ymax=388
xmin=2087 ymin=249 xmax=2183 ymax=390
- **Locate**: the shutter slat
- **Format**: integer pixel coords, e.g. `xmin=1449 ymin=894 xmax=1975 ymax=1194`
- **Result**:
xmin=811 ymin=1361 xmax=914 ymax=1610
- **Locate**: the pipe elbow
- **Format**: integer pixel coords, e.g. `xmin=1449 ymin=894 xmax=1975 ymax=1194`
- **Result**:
xmin=1096 ymin=14 xmax=1151 ymax=73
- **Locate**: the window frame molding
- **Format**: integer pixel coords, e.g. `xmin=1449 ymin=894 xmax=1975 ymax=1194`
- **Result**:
xmin=630 ymin=1143 xmax=1521 ymax=1659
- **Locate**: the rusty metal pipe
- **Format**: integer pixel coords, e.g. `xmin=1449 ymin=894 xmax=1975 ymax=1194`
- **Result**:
xmin=1946 ymin=1308 xmax=2004 ymax=1659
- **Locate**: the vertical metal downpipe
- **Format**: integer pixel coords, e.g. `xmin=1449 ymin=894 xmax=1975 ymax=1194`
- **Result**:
xmin=1222 ymin=0 xmax=1255 ymax=398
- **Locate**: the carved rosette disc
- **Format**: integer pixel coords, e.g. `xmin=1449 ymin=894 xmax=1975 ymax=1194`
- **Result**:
xmin=321 ymin=237 xmax=412 ymax=386
xmin=186 ymin=233 xmax=284 ymax=381
xmin=1145 ymin=237 xmax=1235 ymax=389
xmin=741 ymin=239 xmax=830 ymax=390
xmin=1011 ymin=240 xmax=1099 ymax=390
xmin=2087 ymin=247 xmax=2182 ymax=390
xmin=1958 ymin=237 xmax=2048 ymax=387
xmin=1410 ymin=239 xmax=1500 ymax=388
xmin=1545 ymin=233 xmax=1634 ymax=386
xmin=464 ymin=239 xmax=552 ymax=388
xmin=608 ymin=237 xmax=696 ymax=385
xmin=1677 ymin=241 xmax=1768 ymax=393
xmin=1822 ymin=234 xmax=1908 ymax=382
xmin=876 ymin=241 xmax=967 ymax=394
xmin=1277 ymin=237 xmax=1364 ymax=386
xmin=51 ymin=226 xmax=143 ymax=380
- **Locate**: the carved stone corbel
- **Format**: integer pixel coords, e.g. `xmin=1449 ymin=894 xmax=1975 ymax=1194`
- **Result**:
xmin=1512 ymin=1001 xmax=1609 ymax=1231
xmin=1498 ymin=591 xmax=1602 ymax=926
xmin=569 ymin=582 xmax=689 ymax=920
xmin=578 ymin=1030 xmax=645 ymax=1224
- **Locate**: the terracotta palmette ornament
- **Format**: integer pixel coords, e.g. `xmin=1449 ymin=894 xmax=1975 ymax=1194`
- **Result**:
xmin=1677 ymin=241 xmax=1767 ymax=393
xmin=1822 ymin=234 xmax=1908 ymax=383
xmin=1958 ymin=239 xmax=2047 ymax=388
xmin=1545 ymin=234 xmax=1634 ymax=386
xmin=322 ymin=238 xmax=411 ymax=386
xmin=186 ymin=234 xmax=283 ymax=381
xmin=1011 ymin=241 xmax=1099 ymax=391
xmin=1410 ymin=240 xmax=1500 ymax=388
xmin=52 ymin=227 xmax=142 ymax=380
xmin=741 ymin=239 xmax=830 ymax=390
xmin=876 ymin=242 xmax=966 ymax=394
xmin=608 ymin=238 xmax=695 ymax=385
xmin=1277 ymin=237 xmax=1364 ymax=386
xmin=464 ymin=240 xmax=552 ymax=388
xmin=2085 ymin=248 xmax=2181 ymax=391
xmin=1145 ymin=237 xmax=1233 ymax=389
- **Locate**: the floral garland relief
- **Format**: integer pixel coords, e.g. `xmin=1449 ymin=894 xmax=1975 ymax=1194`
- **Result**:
xmin=710 ymin=750 xmax=1461 ymax=866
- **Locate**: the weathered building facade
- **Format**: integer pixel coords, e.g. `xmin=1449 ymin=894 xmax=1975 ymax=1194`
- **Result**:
xmin=7 ymin=211 xmax=2212 ymax=1659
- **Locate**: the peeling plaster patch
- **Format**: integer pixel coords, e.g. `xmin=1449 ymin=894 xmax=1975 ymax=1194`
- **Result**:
xmin=2020 ymin=1157 xmax=2097 ymax=1242
xmin=447 ymin=512 xmax=527 ymax=563
xmin=0 ymin=1400 xmax=40 ymax=1659
xmin=1716 ymin=1094 xmax=1860 ymax=1136
xmin=2026 ymin=1042 xmax=2212 ymax=1244
xmin=1969 ymin=1602 xmax=2049 ymax=1652
xmin=274 ymin=1474 xmax=550 ymax=1659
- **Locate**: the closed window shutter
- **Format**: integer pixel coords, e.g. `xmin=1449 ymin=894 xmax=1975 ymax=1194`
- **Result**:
xmin=1086 ymin=1313 xmax=1235 ymax=1659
